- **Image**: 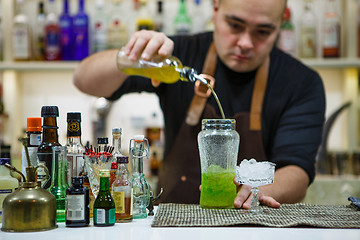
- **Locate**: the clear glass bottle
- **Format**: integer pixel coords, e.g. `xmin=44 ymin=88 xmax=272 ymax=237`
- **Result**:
xmin=277 ymin=6 xmax=296 ymax=56
xmin=59 ymin=0 xmax=73 ymax=61
xmin=73 ymin=0 xmax=89 ymax=60
xmin=66 ymin=176 xmax=90 ymax=227
xmin=113 ymin=156 xmax=133 ymax=222
xmin=0 ymin=158 xmax=19 ymax=223
xmin=66 ymin=112 xmax=85 ymax=185
xmin=49 ymin=146 xmax=69 ymax=222
xmin=92 ymin=0 xmax=108 ymax=53
xmin=107 ymin=0 xmax=128 ymax=50
xmin=198 ymin=119 xmax=239 ymax=209
xmin=322 ymin=0 xmax=341 ymax=58
xmin=12 ymin=0 xmax=32 ymax=61
xmin=112 ymin=127 xmax=125 ymax=159
xmin=37 ymin=106 xmax=61 ymax=189
xmin=21 ymin=117 xmax=42 ymax=175
xmin=136 ymin=0 xmax=154 ymax=31
xmin=174 ymin=0 xmax=191 ymax=35
xmin=116 ymin=48 xmax=208 ymax=85
xmin=300 ymin=0 xmax=317 ymax=58
xmin=34 ymin=1 xmax=46 ymax=61
xmin=93 ymin=169 xmax=115 ymax=226
xmin=130 ymin=135 xmax=150 ymax=219
xmin=45 ymin=0 xmax=61 ymax=61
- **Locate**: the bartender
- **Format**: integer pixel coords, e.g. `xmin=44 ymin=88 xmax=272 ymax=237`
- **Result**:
xmin=73 ymin=0 xmax=325 ymax=209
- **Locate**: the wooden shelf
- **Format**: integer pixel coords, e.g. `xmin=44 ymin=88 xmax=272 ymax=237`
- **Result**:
xmin=0 ymin=61 xmax=79 ymax=71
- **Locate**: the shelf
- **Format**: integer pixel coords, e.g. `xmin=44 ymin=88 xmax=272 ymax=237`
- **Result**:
xmin=301 ymin=58 xmax=360 ymax=69
xmin=0 ymin=61 xmax=79 ymax=71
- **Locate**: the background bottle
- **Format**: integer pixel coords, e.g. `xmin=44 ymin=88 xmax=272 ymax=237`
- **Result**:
xmin=66 ymin=112 xmax=85 ymax=185
xmin=107 ymin=0 xmax=128 ymax=50
xmin=191 ymin=0 xmax=206 ymax=34
xmin=154 ymin=0 xmax=164 ymax=32
xmin=92 ymin=0 xmax=108 ymax=53
xmin=45 ymin=0 xmax=61 ymax=60
xmin=34 ymin=1 xmax=46 ymax=60
xmin=93 ymin=169 xmax=115 ymax=226
xmin=112 ymin=127 xmax=124 ymax=159
xmin=59 ymin=0 xmax=73 ymax=61
xmin=300 ymin=0 xmax=317 ymax=58
xmin=97 ymin=137 xmax=108 ymax=152
xmin=358 ymin=0 xmax=360 ymax=57
xmin=49 ymin=146 xmax=69 ymax=222
xmin=37 ymin=106 xmax=61 ymax=189
xmin=113 ymin=156 xmax=133 ymax=222
xmin=277 ymin=6 xmax=296 ymax=56
xmin=21 ymin=117 xmax=42 ymax=175
xmin=0 ymin=158 xmax=19 ymax=223
xmin=322 ymin=0 xmax=341 ymax=58
xmin=136 ymin=0 xmax=154 ymax=31
xmin=109 ymin=162 xmax=117 ymax=188
xmin=66 ymin=176 xmax=90 ymax=227
xmin=12 ymin=0 xmax=32 ymax=61
xmin=73 ymin=0 xmax=89 ymax=60
xmin=174 ymin=0 xmax=191 ymax=35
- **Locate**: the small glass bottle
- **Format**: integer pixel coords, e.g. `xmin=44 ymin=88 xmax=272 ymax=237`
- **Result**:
xmin=59 ymin=0 xmax=73 ymax=60
xmin=66 ymin=112 xmax=85 ymax=185
xmin=73 ymin=0 xmax=89 ymax=60
xmin=0 ymin=158 xmax=19 ymax=223
xmin=113 ymin=156 xmax=133 ymax=222
xmin=322 ymin=0 xmax=341 ymax=58
xmin=107 ymin=0 xmax=128 ymax=50
xmin=174 ymin=0 xmax=191 ymax=35
xmin=130 ymin=135 xmax=150 ymax=219
xmin=277 ymin=6 xmax=296 ymax=56
xmin=109 ymin=162 xmax=117 ymax=188
xmin=92 ymin=0 xmax=108 ymax=53
xmin=44 ymin=0 xmax=61 ymax=61
xmin=116 ymin=48 xmax=207 ymax=85
xmin=21 ymin=117 xmax=42 ymax=175
xmin=112 ymin=127 xmax=124 ymax=159
xmin=93 ymin=169 xmax=115 ymax=226
xmin=300 ymin=0 xmax=317 ymax=58
xmin=37 ymin=106 xmax=61 ymax=189
xmin=49 ymin=146 xmax=69 ymax=222
xmin=66 ymin=176 xmax=90 ymax=227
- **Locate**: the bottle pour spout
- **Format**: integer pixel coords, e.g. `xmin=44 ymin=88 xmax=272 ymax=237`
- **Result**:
xmin=181 ymin=67 xmax=208 ymax=85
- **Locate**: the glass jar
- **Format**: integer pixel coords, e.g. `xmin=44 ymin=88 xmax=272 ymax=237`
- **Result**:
xmin=198 ymin=119 xmax=240 ymax=209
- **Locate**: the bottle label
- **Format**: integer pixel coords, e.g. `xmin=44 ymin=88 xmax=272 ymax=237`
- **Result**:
xmin=67 ymin=122 xmax=81 ymax=137
xmin=323 ymin=22 xmax=340 ymax=48
xmin=66 ymin=195 xmax=85 ymax=221
xmin=113 ymin=191 xmax=125 ymax=213
xmin=29 ymin=134 xmax=41 ymax=146
xmin=94 ymin=208 xmax=115 ymax=225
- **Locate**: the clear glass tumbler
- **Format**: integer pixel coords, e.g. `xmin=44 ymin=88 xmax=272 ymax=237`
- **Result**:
xmin=198 ymin=119 xmax=240 ymax=208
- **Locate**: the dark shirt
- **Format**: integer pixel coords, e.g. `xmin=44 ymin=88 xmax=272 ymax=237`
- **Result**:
xmin=108 ymin=32 xmax=326 ymax=184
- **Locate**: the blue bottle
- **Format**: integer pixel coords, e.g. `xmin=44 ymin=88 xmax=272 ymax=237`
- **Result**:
xmin=59 ymin=0 xmax=73 ymax=60
xmin=73 ymin=0 xmax=89 ymax=60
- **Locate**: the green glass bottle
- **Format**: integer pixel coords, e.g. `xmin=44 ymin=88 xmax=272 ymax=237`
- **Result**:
xmin=93 ymin=169 xmax=115 ymax=226
xmin=174 ymin=0 xmax=191 ymax=35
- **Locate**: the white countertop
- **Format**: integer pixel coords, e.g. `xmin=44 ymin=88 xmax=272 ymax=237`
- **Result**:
xmin=1 ymin=208 xmax=360 ymax=240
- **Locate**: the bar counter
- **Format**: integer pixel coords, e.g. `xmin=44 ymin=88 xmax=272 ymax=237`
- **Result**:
xmin=1 ymin=207 xmax=360 ymax=240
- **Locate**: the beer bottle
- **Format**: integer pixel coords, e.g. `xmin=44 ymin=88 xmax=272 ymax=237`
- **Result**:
xmin=93 ymin=169 xmax=115 ymax=226
xmin=37 ymin=106 xmax=61 ymax=189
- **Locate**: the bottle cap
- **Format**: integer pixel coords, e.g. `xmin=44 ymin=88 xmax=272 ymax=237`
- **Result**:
xmin=26 ymin=117 xmax=42 ymax=132
xmin=67 ymin=112 xmax=81 ymax=122
xmin=112 ymin=128 xmax=122 ymax=134
xmin=97 ymin=137 xmax=108 ymax=145
xmin=99 ymin=169 xmax=110 ymax=177
xmin=41 ymin=106 xmax=59 ymax=117
xmin=71 ymin=176 xmax=84 ymax=185
xmin=117 ymin=156 xmax=129 ymax=164
xmin=0 ymin=158 xmax=10 ymax=165
xmin=111 ymin=162 xmax=118 ymax=169
xmin=134 ymin=135 xmax=144 ymax=141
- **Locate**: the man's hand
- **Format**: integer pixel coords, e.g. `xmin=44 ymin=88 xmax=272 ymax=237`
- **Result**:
xmin=233 ymin=179 xmax=280 ymax=209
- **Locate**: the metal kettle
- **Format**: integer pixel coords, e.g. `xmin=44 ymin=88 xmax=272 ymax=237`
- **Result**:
xmin=1 ymin=165 xmax=57 ymax=232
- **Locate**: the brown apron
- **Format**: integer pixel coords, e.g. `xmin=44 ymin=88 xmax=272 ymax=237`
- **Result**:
xmin=157 ymin=43 xmax=270 ymax=204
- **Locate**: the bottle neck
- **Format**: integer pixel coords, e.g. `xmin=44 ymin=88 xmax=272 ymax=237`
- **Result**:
xmin=79 ymin=0 xmax=85 ymax=12
xmin=67 ymin=136 xmax=82 ymax=145
xmin=42 ymin=117 xmax=59 ymax=144
xmin=112 ymin=135 xmax=121 ymax=154
xmin=132 ymin=156 xmax=144 ymax=174
xmin=99 ymin=176 xmax=110 ymax=192
xmin=63 ymin=0 xmax=69 ymax=13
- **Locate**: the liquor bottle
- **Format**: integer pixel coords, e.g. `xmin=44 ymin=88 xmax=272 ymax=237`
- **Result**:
xmin=191 ymin=0 xmax=206 ymax=34
xmin=66 ymin=176 xmax=90 ymax=227
xmin=92 ymin=0 xmax=108 ymax=53
xmin=73 ymin=0 xmax=89 ymax=60
xmin=34 ymin=1 xmax=46 ymax=61
xmin=79 ymin=168 xmax=95 ymax=218
xmin=59 ymin=0 xmax=73 ymax=61
xmin=93 ymin=169 xmax=115 ymax=226
xmin=45 ymin=0 xmax=61 ymax=60
xmin=107 ymin=0 xmax=128 ymax=50
xmin=136 ymin=0 xmax=154 ymax=31
xmin=130 ymin=135 xmax=150 ymax=219
xmin=49 ymin=146 xmax=69 ymax=222
xmin=0 ymin=158 xmax=19 ymax=223
xmin=112 ymin=127 xmax=124 ymax=159
xmin=154 ymin=1 xmax=164 ymax=32
xmin=109 ymin=162 xmax=117 ymax=188
xmin=149 ymin=151 xmax=160 ymax=176
xmin=277 ymin=6 xmax=296 ymax=56
xmin=12 ymin=0 xmax=32 ymax=61
xmin=116 ymin=48 xmax=208 ymax=85
xmin=66 ymin=112 xmax=85 ymax=185
xmin=174 ymin=0 xmax=191 ymax=35
xmin=21 ymin=117 xmax=42 ymax=175
xmin=37 ymin=106 xmax=61 ymax=189
xmin=357 ymin=0 xmax=360 ymax=57
xmin=300 ymin=0 xmax=317 ymax=58
xmin=322 ymin=0 xmax=341 ymax=58
xmin=112 ymin=156 xmax=133 ymax=222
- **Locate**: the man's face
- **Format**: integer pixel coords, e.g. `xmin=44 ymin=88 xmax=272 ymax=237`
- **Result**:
xmin=213 ymin=0 xmax=285 ymax=72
